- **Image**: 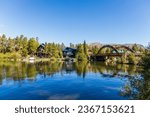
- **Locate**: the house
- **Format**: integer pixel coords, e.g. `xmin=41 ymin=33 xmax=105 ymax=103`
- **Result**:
xmin=63 ymin=47 xmax=77 ymax=58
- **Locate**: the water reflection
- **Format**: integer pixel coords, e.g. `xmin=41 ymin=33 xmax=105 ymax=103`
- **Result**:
xmin=121 ymin=65 xmax=150 ymax=99
xmin=0 ymin=61 xmax=148 ymax=100
xmin=0 ymin=61 xmax=63 ymax=82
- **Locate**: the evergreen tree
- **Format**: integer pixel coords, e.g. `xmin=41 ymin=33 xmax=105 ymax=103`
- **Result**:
xmin=132 ymin=44 xmax=139 ymax=52
xmin=70 ymin=43 xmax=75 ymax=48
xmin=6 ymin=37 xmax=15 ymax=53
xmin=61 ymin=43 xmax=65 ymax=50
xmin=28 ymin=38 xmax=39 ymax=55
xmin=22 ymin=37 xmax=28 ymax=57
xmin=83 ymin=40 xmax=88 ymax=57
xmin=92 ymin=46 xmax=99 ymax=55
xmin=76 ymin=44 xmax=87 ymax=61
xmin=128 ymin=54 xmax=137 ymax=64
xmin=148 ymin=42 xmax=150 ymax=50
xmin=142 ymin=43 xmax=150 ymax=67
xmin=106 ymin=48 xmax=111 ymax=53
xmin=0 ymin=34 xmax=7 ymax=53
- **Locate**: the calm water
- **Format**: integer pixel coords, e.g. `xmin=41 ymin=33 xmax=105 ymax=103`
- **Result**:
xmin=0 ymin=61 xmax=148 ymax=100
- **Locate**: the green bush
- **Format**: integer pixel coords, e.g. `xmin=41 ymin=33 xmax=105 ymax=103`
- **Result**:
xmin=141 ymin=54 xmax=150 ymax=68
xmin=10 ymin=52 xmax=22 ymax=61
xmin=121 ymin=55 xmax=127 ymax=64
xmin=0 ymin=52 xmax=22 ymax=61
xmin=128 ymin=54 xmax=137 ymax=65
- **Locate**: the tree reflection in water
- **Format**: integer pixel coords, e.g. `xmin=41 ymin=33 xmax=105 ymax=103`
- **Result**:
xmin=0 ymin=61 xmax=149 ymax=99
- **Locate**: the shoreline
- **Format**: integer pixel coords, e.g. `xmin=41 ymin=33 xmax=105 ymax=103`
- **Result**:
xmin=0 ymin=57 xmax=142 ymax=66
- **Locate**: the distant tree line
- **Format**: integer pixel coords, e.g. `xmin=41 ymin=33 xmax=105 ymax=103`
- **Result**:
xmin=0 ymin=34 xmax=64 ymax=60
xmin=0 ymin=34 xmax=149 ymax=64
xmin=0 ymin=34 xmax=90 ymax=61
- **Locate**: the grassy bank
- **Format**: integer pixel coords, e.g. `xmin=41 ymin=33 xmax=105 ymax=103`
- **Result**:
xmin=0 ymin=53 xmax=64 ymax=62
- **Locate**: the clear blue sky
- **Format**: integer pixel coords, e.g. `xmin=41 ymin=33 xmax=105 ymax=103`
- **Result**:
xmin=0 ymin=0 xmax=150 ymax=46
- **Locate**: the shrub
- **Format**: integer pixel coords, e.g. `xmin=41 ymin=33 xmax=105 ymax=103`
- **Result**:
xmin=10 ymin=52 xmax=22 ymax=61
xmin=121 ymin=55 xmax=127 ymax=64
xmin=128 ymin=54 xmax=137 ymax=65
xmin=141 ymin=54 xmax=150 ymax=68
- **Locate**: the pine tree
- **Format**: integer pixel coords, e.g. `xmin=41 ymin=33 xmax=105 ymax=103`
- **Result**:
xmin=22 ymin=37 xmax=28 ymax=57
xmin=83 ymin=40 xmax=88 ymax=57
xmin=76 ymin=44 xmax=87 ymax=61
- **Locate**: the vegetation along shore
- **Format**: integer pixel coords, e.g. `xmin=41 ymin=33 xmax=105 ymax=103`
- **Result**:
xmin=0 ymin=34 xmax=150 ymax=66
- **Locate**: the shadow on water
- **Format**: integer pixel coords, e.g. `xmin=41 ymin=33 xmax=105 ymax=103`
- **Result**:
xmin=0 ymin=61 xmax=149 ymax=100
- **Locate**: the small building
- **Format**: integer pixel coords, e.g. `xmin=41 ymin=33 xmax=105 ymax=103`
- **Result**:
xmin=63 ymin=47 xmax=77 ymax=58
xmin=36 ymin=44 xmax=45 ymax=58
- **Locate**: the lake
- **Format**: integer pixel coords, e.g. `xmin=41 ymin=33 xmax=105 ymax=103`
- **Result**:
xmin=0 ymin=61 xmax=147 ymax=100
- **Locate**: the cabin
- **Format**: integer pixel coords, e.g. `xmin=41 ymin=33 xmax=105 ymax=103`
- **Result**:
xmin=36 ymin=44 xmax=45 ymax=57
xmin=63 ymin=47 xmax=77 ymax=58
